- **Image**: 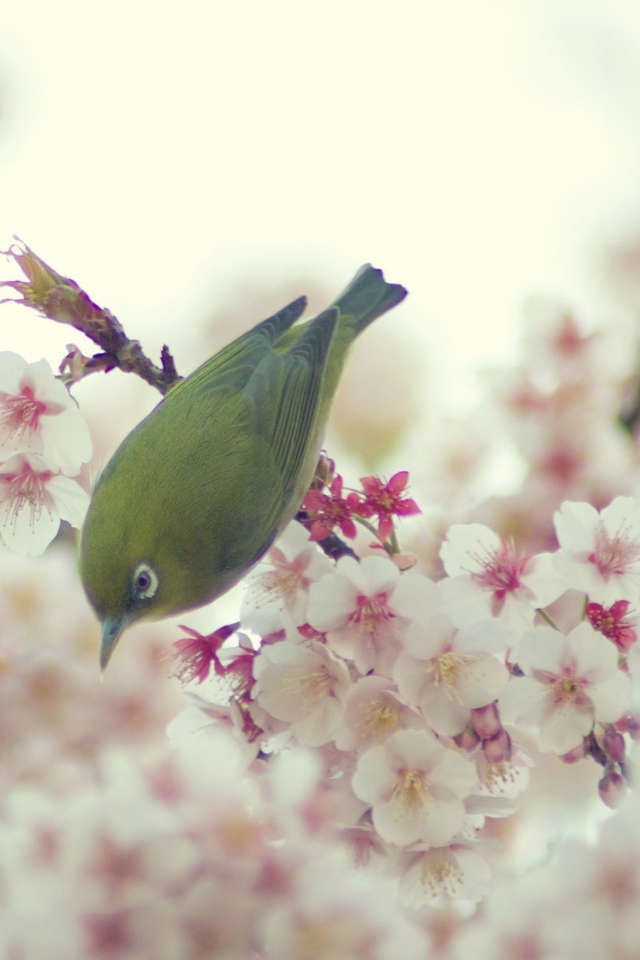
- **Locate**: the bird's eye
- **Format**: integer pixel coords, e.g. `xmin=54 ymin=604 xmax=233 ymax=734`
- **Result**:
xmin=132 ymin=564 xmax=158 ymax=601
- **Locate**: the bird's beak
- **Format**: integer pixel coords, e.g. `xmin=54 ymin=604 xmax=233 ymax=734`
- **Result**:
xmin=100 ymin=614 xmax=131 ymax=670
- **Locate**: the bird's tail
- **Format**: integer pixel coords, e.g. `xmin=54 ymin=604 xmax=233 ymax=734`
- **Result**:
xmin=332 ymin=263 xmax=407 ymax=336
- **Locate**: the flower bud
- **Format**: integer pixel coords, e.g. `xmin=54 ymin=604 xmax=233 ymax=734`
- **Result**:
xmin=482 ymin=727 xmax=512 ymax=764
xmin=559 ymin=741 xmax=587 ymax=764
xmin=0 ymin=240 xmax=108 ymax=328
xmin=456 ymin=726 xmax=481 ymax=752
xmin=470 ymin=702 xmax=501 ymax=739
xmin=598 ymin=769 xmax=627 ymax=809
xmin=603 ymin=726 xmax=626 ymax=763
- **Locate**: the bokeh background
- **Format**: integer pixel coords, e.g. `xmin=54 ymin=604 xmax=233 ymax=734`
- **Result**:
xmin=3 ymin=0 xmax=640 ymax=412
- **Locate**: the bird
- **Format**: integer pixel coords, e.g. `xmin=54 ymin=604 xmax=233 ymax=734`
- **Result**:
xmin=79 ymin=264 xmax=407 ymax=668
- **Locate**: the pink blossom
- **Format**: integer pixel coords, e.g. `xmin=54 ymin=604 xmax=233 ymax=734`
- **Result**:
xmin=172 ymin=623 xmax=236 ymax=684
xmin=0 ymin=452 xmax=89 ymax=555
xmin=0 ymin=351 xmax=91 ymax=473
xmin=585 ymin=599 xmax=637 ymax=651
xmin=307 ymin=555 xmax=439 ymax=677
xmin=499 ymin=622 xmax=631 ymax=754
xmin=439 ymin=523 xmax=564 ymax=632
xmin=351 ymin=728 xmax=477 ymax=846
xmin=252 ymin=639 xmax=350 ymax=746
xmin=394 ymin=615 xmax=509 ymax=737
xmin=554 ymin=496 xmax=640 ymax=602
xmin=302 ymin=473 xmax=361 ymax=541
xmin=357 ymin=470 xmax=421 ymax=543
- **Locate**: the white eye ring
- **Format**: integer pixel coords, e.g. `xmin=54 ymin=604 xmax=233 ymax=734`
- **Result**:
xmin=132 ymin=563 xmax=159 ymax=600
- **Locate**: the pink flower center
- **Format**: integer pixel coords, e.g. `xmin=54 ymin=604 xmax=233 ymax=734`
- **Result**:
xmin=536 ymin=666 xmax=587 ymax=706
xmin=0 ymin=386 xmax=47 ymax=441
xmin=589 ymin=526 xmax=640 ymax=579
xmin=1 ymin=461 xmax=53 ymax=531
xmin=472 ymin=542 xmax=532 ymax=614
xmin=474 ymin=545 xmax=527 ymax=594
xmin=351 ymin=592 xmax=392 ymax=633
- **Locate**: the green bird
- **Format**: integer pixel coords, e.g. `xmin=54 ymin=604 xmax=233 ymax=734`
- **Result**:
xmin=80 ymin=264 xmax=407 ymax=668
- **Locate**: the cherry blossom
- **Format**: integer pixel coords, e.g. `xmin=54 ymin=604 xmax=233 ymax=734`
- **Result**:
xmin=0 ymin=351 xmax=91 ymax=474
xmin=554 ymin=497 xmax=640 ymax=603
xmin=357 ymin=470 xmax=421 ymax=543
xmin=351 ymin=728 xmax=477 ymax=846
xmin=499 ymin=622 xmax=631 ymax=755
xmin=252 ymin=639 xmax=350 ymax=746
xmin=172 ymin=623 xmax=236 ymax=684
xmin=439 ymin=523 xmax=564 ymax=632
xmin=0 ymin=452 xmax=89 ymax=556
xmin=240 ymin=520 xmax=333 ymax=636
xmin=394 ymin=615 xmax=509 ymax=737
xmin=307 ymin=555 xmax=439 ymax=677
xmin=585 ymin=599 xmax=637 ymax=651
xmin=334 ymin=675 xmax=423 ymax=751
xmin=302 ymin=473 xmax=361 ymax=541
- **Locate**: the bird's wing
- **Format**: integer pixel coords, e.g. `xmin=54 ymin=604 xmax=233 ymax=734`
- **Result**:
xmin=246 ymin=306 xmax=339 ymax=509
xmin=164 ymin=296 xmax=309 ymax=404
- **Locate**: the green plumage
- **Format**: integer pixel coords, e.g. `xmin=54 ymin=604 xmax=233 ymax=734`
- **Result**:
xmin=79 ymin=264 xmax=407 ymax=666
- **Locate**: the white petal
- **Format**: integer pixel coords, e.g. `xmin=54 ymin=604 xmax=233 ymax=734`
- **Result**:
xmin=438 ymin=576 xmax=493 ymax=628
xmin=498 ymin=676 xmax=547 ymax=726
xmin=602 ymin=495 xmax=640 ymax=541
xmin=40 ymin=410 xmax=93 ymax=474
xmin=515 ymin=626 xmax=566 ymax=675
xmin=554 ymin=500 xmax=599 ymax=554
xmin=589 ymin=670 xmax=631 ymax=723
xmin=47 ymin=475 xmax=90 ymax=529
xmin=567 ymin=622 xmax=619 ymax=678
xmin=418 ymin=683 xmax=471 ymax=736
xmin=440 ymin=523 xmax=501 ymax=576
xmin=402 ymin=613 xmax=456 ymax=659
xmin=455 ymin=620 xmax=509 ymax=655
xmin=538 ymin=702 xmax=593 ymax=754
xmin=26 ymin=358 xmax=77 ymax=411
xmin=359 ymin=554 xmax=401 ymax=594
xmin=0 ymin=352 xmax=27 ymax=394
xmin=521 ymin=552 xmax=567 ymax=607
xmin=455 ymin=655 xmax=509 ymax=708
xmin=307 ymin=572 xmax=359 ymax=630
xmin=389 ymin=572 xmax=440 ymax=623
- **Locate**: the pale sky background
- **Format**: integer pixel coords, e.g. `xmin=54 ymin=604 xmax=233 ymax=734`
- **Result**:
xmin=2 ymin=0 xmax=640 ymax=419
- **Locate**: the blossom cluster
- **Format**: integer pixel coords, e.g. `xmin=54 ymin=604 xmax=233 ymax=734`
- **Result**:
xmin=172 ymin=488 xmax=640 ymax=907
xmin=0 ymin=352 xmax=91 ymax=555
